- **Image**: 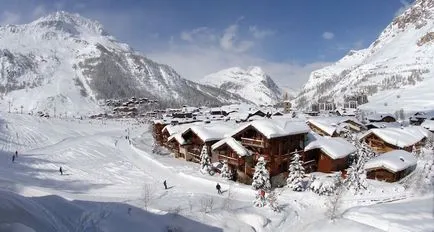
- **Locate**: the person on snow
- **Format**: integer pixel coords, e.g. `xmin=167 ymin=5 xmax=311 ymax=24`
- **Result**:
xmin=15 ymin=150 xmax=18 ymax=157
xmin=12 ymin=155 xmax=15 ymax=163
xmin=59 ymin=166 xmax=63 ymax=175
xmin=163 ymin=180 xmax=167 ymax=189
xmin=216 ymin=183 xmax=222 ymax=195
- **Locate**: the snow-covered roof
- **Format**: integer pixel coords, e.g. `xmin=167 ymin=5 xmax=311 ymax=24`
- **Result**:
xmin=211 ymin=137 xmax=252 ymax=157
xmin=421 ymin=120 xmax=434 ymax=132
xmin=162 ymin=123 xmax=197 ymax=135
xmin=167 ymin=133 xmax=186 ymax=145
xmin=366 ymin=122 xmax=401 ymax=129
xmin=231 ymin=118 xmax=310 ymax=139
xmin=307 ymin=116 xmax=364 ymax=135
xmin=181 ymin=122 xmax=235 ymax=142
xmin=227 ymin=112 xmax=250 ymax=121
xmin=304 ymin=132 xmax=356 ymax=159
xmin=364 ymin=150 xmax=417 ymax=173
xmin=360 ymin=126 xmax=428 ymax=148
xmin=367 ymin=113 xmax=396 ymax=122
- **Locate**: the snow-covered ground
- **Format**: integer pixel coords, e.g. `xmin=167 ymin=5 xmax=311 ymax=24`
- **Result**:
xmin=0 ymin=112 xmax=433 ymax=231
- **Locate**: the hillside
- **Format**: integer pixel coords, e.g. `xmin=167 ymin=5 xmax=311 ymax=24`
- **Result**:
xmin=296 ymin=0 xmax=434 ymax=113
xmin=0 ymin=12 xmax=248 ymax=114
xmin=201 ymin=66 xmax=282 ymax=106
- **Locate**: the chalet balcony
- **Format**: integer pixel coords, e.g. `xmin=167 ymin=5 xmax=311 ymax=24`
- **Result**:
xmin=241 ymin=137 xmax=265 ymax=148
xmin=218 ymin=154 xmax=242 ymax=166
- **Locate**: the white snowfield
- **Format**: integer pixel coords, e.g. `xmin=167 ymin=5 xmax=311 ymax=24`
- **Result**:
xmin=360 ymin=126 xmax=430 ymax=148
xmin=0 ymin=112 xmax=433 ymax=231
xmin=304 ymin=133 xmax=356 ymax=159
xmin=364 ymin=150 xmax=417 ymax=172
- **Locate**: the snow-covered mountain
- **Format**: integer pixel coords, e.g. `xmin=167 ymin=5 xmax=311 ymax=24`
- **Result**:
xmin=0 ymin=12 xmax=247 ymax=114
xmin=296 ymin=0 xmax=434 ymax=113
xmin=200 ymin=66 xmax=282 ymax=106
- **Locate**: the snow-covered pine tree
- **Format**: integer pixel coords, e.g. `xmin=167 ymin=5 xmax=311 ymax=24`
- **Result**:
xmin=199 ymin=145 xmax=212 ymax=174
xmin=345 ymin=159 xmax=367 ymax=194
xmin=252 ymin=156 xmax=271 ymax=190
xmin=220 ymin=160 xmax=232 ymax=179
xmin=286 ymin=152 xmax=306 ymax=191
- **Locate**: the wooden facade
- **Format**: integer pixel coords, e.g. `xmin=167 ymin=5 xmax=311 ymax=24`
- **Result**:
xmin=180 ymin=129 xmax=218 ymax=163
xmin=153 ymin=122 xmax=168 ymax=145
xmin=362 ymin=133 xmax=425 ymax=154
xmin=366 ymin=166 xmax=416 ymax=182
xmin=231 ymin=125 xmax=307 ymax=177
xmin=303 ymin=149 xmax=349 ymax=173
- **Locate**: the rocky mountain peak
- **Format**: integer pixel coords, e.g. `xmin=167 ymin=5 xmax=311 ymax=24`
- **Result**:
xmin=31 ymin=11 xmax=108 ymax=37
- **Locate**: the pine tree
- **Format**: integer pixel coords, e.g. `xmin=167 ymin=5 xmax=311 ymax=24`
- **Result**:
xmin=252 ymin=156 xmax=271 ymax=190
xmin=345 ymin=159 xmax=367 ymax=194
xmin=220 ymin=160 xmax=232 ymax=179
xmin=199 ymin=145 xmax=212 ymax=174
xmin=286 ymin=152 xmax=306 ymax=191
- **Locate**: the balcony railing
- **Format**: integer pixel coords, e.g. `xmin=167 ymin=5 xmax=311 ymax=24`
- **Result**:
xmin=241 ymin=137 xmax=265 ymax=148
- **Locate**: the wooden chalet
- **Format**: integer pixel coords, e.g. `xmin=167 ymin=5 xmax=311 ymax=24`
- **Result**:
xmin=178 ymin=123 xmax=234 ymax=163
xmin=167 ymin=134 xmax=186 ymax=158
xmin=307 ymin=119 xmax=338 ymax=137
xmin=152 ymin=120 xmax=169 ymax=145
xmin=360 ymin=127 xmax=428 ymax=154
xmin=307 ymin=117 xmax=365 ymax=137
xmin=364 ymin=150 xmax=417 ymax=182
xmin=409 ymin=111 xmax=434 ymax=125
xmin=367 ymin=114 xmax=396 ymax=123
xmin=303 ymin=134 xmax=356 ymax=173
xmin=214 ymin=119 xmax=310 ymax=181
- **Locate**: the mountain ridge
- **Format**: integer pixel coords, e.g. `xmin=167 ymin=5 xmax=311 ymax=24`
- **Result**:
xmin=295 ymin=0 xmax=434 ymax=113
xmin=200 ymin=66 xmax=282 ymax=106
xmin=0 ymin=11 xmax=249 ymax=114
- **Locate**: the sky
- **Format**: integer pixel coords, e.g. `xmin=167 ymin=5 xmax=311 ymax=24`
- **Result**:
xmin=0 ymin=0 xmax=413 ymax=90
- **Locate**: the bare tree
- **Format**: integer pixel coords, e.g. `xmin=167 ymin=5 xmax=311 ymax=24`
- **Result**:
xmin=142 ymin=183 xmax=155 ymax=210
xmin=76 ymin=206 xmax=112 ymax=232
xmin=200 ymin=197 xmax=215 ymax=213
xmin=327 ymin=176 xmax=345 ymax=221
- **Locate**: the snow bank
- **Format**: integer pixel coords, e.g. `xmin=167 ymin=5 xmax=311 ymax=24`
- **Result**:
xmin=364 ymin=150 xmax=417 ymax=172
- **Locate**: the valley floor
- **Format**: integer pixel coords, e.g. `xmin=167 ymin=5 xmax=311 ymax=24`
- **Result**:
xmin=0 ymin=112 xmax=433 ymax=232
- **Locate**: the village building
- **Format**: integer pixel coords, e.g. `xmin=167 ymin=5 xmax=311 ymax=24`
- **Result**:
xmin=364 ymin=150 xmax=417 ymax=182
xmin=212 ymin=119 xmax=310 ymax=183
xmin=421 ymin=120 xmax=434 ymax=133
xmin=178 ymin=123 xmax=235 ymax=163
xmin=365 ymin=121 xmax=401 ymax=130
xmin=303 ymin=133 xmax=356 ymax=173
xmin=410 ymin=111 xmax=434 ymax=125
xmin=360 ymin=126 xmax=429 ymax=153
xmin=367 ymin=113 xmax=396 ymax=123
xmin=307 ymin=117 xmax=365 ymax=137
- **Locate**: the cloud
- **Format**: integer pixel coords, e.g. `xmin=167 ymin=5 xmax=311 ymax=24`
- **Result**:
xmin=180 ymin=27 xmax=216 ymax=43
xmin=0 ymin=11 xmax=21 ymax=25
xmin=148 ymin=44 xmax=330 ymax=89
xmin=220 ymin=23 xmax=254 ymax=53
xmin=249 ymin=26 xmax=275 ymax=39
xmin=322 ymin=31 xmax=335 ymax=40
xmin=395 ymin=0 xmax=411 ymax=17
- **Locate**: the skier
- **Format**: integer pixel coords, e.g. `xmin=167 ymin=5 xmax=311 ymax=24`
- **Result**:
xmin=163 ymin=180 xmax=167 ymax=189
xmin=15 ymin=150 xmax=18 ymax=157
xmin=216 ymin=183 xmax=222 ymax=195
xmin=12 ymin=155 xmax=15 ymax=162
xmin=59 ymin=166 xmax=63 ymax=175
